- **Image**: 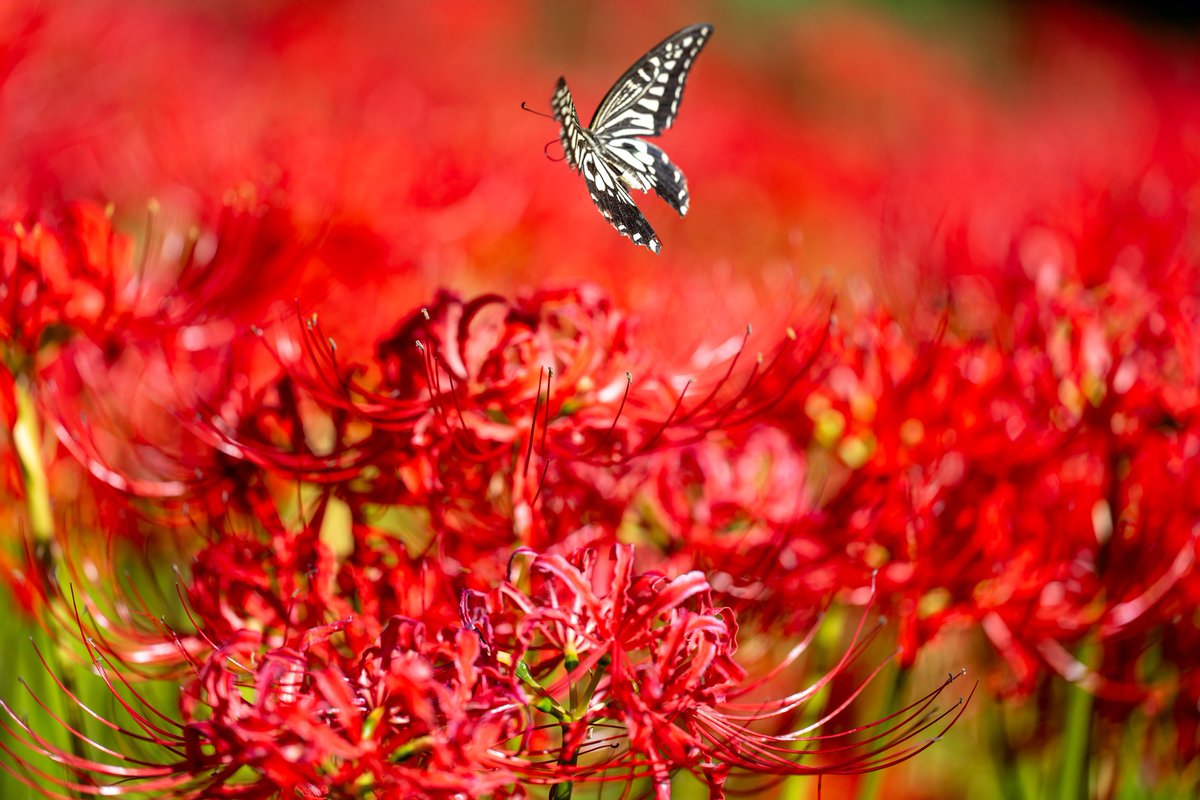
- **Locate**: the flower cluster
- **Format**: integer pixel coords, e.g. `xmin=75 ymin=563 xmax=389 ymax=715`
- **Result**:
xmin=0 ymin=198 xmax=968 ymax=797
xmin=3 ymin=0 xmax=1200 ymax=798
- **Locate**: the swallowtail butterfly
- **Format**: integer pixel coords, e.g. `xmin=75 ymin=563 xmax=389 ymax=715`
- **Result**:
xmin=552 ymin=23 xmax=713 ymax=254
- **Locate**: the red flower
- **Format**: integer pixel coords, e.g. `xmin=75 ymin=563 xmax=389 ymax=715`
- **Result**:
xmin=470 ymin=544 xmax=970 ymax=797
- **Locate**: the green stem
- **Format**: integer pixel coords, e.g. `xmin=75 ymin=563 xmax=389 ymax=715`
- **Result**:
xmin=12 ymin=375 xmax=54 ymax=543
xmin=389 ymin=735 xmax=432 ymax=762
xmin=11 ymin=373 xmax=92 ymax=797
xmin=549 ymin=746 xmax=577 ymax=800
xmin=1059 ymin=654 xmax=1095 ymax=800
xmin=990 ymin=698 xmax=1027 ymax=800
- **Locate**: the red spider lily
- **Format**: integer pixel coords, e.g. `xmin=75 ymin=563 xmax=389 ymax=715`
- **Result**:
xmin=625 ymin=425 xmax=854 ymax=633
xmin=0 ymin=614 xmax=526 ymax=799
xmin=7 ymin=267 xmax=836 ymax=656
xmin=470 ymin=544 xmax=970 ymax=798
xmin=747 ymin=242 xmax=1200 ymax=773
xmin=182 ymin=284 xmax=830 ymax=568
xmin=0 ymin=196 xmax=361 ymax=500
xmin=791 ymin=291 xmax=1200 ymax=675
xmin=2 ymin=538 xmax=969 ymax=799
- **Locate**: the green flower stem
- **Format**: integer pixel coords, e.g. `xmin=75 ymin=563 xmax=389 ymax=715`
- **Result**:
xmin=549 ymin=750 xmax=578 ymax=800
xmin=538 ymin=650 xmax=610 ymax=800
xmin=990 ymin=697 xmax=1027 ymax=800
xmin=12 ymin=375 xmax=54 ymax=543
xmin=1059 ymin=649 xmax=1096 ymax=800
xmin=10 ymin=372 xmax=97 ymax=779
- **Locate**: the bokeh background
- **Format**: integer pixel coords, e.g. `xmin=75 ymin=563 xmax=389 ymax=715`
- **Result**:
xmin=3 ymin=0 xmax=1200 ymax=797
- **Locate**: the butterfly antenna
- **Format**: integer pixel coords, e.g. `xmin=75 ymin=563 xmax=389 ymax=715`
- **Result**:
xmin=520 ymin=100 xmax=557 ymax=121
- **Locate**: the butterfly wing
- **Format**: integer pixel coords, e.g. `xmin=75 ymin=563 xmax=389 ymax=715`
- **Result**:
xmin=552 ymin=78 xmax=661 ymax=253
xmin=552 ymin=77 xmax=587 ymax=173
xmin=603 ymin=139 xmax=690 ymax=216
xmin=580 ymin=149 xmax=662 ymax=253
xmin=589 ymin=23 xmax=713 ymax=140
xmin=550 ymin=22 xmax=711 ymax=253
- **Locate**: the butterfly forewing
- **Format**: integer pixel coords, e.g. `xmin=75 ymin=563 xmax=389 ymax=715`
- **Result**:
xmin=550 ymin=23 xmax=712 ymax=253
xmin=590 ymin=23 xmax=713 ymax=140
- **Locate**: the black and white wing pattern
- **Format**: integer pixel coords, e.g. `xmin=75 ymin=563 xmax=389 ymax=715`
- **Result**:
xmin=551 ymin=23 xmax=713 ymax=254
xmin=553 ymin=78 xmax=661 ymax=253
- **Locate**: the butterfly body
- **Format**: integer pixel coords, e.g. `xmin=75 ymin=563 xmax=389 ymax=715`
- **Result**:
xmin=551 ymin=23 xmax=713 ymax=254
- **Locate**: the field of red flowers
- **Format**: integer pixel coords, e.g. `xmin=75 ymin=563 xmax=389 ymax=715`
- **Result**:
xmin=2 ymin=1 xmax=1198 ymax=798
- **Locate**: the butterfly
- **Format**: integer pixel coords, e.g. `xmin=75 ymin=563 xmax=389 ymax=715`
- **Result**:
xmin=551 ymin=23 xmax=713 ymax=254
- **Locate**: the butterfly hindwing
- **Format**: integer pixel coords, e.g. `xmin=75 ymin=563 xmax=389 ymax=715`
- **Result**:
xmin=604 ymin=139 xmax=689 ymax=216
xmin=549 ymin=23 xmax=711 ymax=253
xmin=579 ymin=147 xmax=661 ymax=254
